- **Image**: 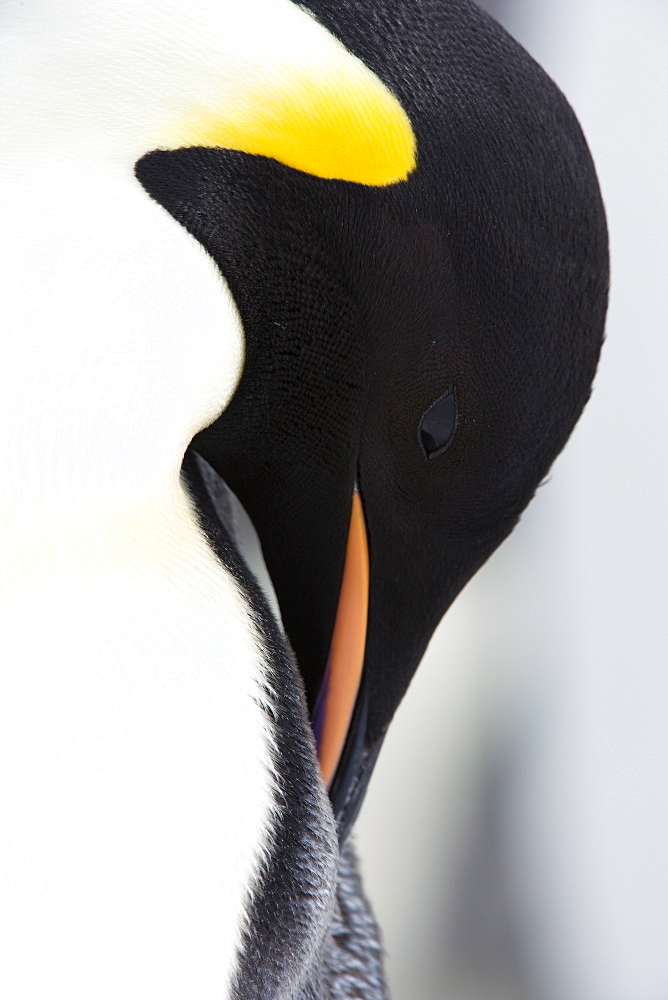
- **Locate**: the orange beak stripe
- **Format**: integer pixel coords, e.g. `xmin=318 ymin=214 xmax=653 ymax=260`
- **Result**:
xmin=317 ymin=490 xmax=370 ymax=789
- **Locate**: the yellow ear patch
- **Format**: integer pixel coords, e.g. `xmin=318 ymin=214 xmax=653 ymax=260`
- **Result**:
xmin=170 ymin=63 xmax=415 ymax=186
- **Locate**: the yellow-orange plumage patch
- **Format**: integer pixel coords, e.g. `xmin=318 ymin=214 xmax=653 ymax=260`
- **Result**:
xmin=318 ymin=490 xmax=369 ymax=788
xmin=171 ymin=64 xmax=415 ymax=186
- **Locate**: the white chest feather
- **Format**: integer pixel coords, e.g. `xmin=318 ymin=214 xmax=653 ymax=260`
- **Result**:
xmin=0 ymin=493 xmax=277 ymax=999
xmin=0 ymin=169 xmax=275 ymax=1000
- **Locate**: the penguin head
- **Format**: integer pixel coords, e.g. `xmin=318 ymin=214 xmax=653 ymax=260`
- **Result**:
xmin=136 ymin=0 xmax=608 ymax=833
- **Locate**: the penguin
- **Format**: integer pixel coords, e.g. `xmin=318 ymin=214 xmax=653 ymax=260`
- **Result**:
xmin=0 ymin=1 xmax=608 ymax=998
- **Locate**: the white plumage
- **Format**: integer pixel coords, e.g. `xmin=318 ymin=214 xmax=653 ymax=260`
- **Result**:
xmin=0 ymin=1 xmax=351 ymax=994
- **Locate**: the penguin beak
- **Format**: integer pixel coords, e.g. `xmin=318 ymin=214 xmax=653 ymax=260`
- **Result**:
xmin=312 ymin=489 xmax=369 ymax=789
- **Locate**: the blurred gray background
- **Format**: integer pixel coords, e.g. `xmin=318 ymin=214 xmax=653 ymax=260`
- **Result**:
xmin=354 ymin=2 xmax=668 ymax=998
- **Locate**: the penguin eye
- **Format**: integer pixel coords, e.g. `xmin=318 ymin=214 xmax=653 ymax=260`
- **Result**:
xmin=419 ymin=389 xmax=457 ymax=459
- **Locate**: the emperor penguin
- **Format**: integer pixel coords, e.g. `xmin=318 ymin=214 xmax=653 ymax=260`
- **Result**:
xmin=0 ymin=1 xmax=608 ymax=998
